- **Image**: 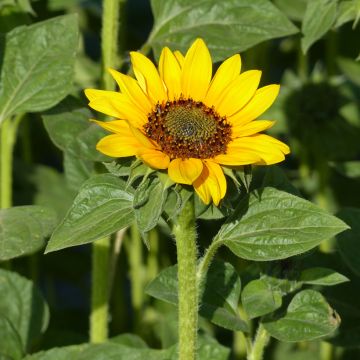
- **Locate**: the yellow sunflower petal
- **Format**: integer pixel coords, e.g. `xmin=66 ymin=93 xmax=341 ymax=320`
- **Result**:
xmin=225 ymin=134 xmax=290 ymax=165
xmin=96 ymin=133 xmax=140 ymax=157
xmin=174 ymin=50 xmax=185 ymax=68
xmin=193 ymin=161 xmax=227 ymax=206
xmin=138 ymin=149 xmax=170 ymax=170
xmin=181 ymin=38 xmax=212 ymax=101
xmin=204 ymin=54 xmax=241 ymax=107
xmin=231 ymin=120 xmax=275 ymax=138
xmin=86 ymin=90 xmax=147 ymax=127
xmin=91 ymin=119 xmax=129 ymax=134
xmin=168 ymin=158 xmax=203 ymax=185
xmin=130 ymin=51 xmax=167 ymax=104
xmin=130 ymin=126 xmax=159 ymax=150
xmin=228 ymin=84 xmax=280 ymax=126
xmin=108 ymin=68 xmax=153 ymax=114
xmin=215 ymin=70 xmax=262 ymax=117
xmin=159 ymin=47 xmax=182 ymax=100
xmin=193 ymin=165 xmax=211 ymax=205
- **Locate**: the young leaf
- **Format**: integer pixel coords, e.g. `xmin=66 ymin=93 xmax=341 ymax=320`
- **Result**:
xmin=0 ymin=205 xmax=57 ymax=261
xmin=301 ymin=0 xmax=337 ymax=53
xmin=146 ymin=261 xmax=248 ymax=331
xmin=0 ymin=269 xmax=49 ymax=352
xmin=300 ymin=267 xmax=349 ymax=286
xmin=337 ymin=208 xmax=360 ymax=276
xmin=335 ymin=0 xmax=360 ymax=28
xmin=0 ymin=15 xmax=78 ymax=123
xmin=46 ymin=174 xmax=134 ymax=253
xmin=134 ymin=176 xmax=170 ymax=237
xmin=337 ymin=57 xmax=360 ymax=86
xmin=263 ymin=289 xmax=340 ymax=341
xmin=216 ymin=187 xmax=349 ymax=261
xmin=149 ymin=0 xmax=298 ymax=62
xmin=241 ymin=279 xmax=282 ymax=319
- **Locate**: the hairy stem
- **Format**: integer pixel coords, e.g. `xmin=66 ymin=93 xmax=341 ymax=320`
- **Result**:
xmin=173 ymin=196 xmax=198 ymax=360
xmin=247 ymin=324 xmax=270 ymax=360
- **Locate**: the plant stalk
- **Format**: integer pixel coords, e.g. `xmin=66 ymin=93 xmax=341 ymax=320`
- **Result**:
xmin=90 ymin=236 xmax=110 ymax=343
xmin=247 ymin=324 xmax=270 ymax=360
xmin=173 ymin=196 xmax=198 ymax=360
xmin=90 ymin=0 xmax=122 ymax=342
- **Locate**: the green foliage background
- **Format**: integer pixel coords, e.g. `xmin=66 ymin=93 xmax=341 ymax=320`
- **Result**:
xmin=0 ymin=0 xmax=360 ymax=359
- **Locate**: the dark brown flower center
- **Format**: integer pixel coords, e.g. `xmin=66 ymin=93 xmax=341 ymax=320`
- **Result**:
xmin=144 ymin=99 xmax=231 ymax=159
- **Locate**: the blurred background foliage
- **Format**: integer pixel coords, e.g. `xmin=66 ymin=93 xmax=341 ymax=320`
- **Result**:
xmin=0 ymin=0 xmax=360 ymax=359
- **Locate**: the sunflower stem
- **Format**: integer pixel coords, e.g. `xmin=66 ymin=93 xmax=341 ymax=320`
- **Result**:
xmin=101 ymin=0 xmax=122 ymax=90
xmin=174 ymin=196 xmax=198 ymax=360
xmin=247 ymin=324 xmax=270 ymax=360
xmin=90 ymin=0 xmax=122 ymax=342
xmin=90 ymin=236 xmax=110 ymax=343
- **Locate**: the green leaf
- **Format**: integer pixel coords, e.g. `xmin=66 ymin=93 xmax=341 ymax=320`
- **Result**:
xmin=301 ymin=0 xmax=338 ymax=53
xmin=0 ymin=15 xmax=78 ymax=123
xmin=241 ymin=279 xmax=282 ymax=319
xmin=0 ymin=315 xmax=23 ymax=360
xmin=197 ymin=335 xmax=230 ymax=360
xmin=337 ymin=208 xmax=360 ymax=276
xmin=42 ymin=98 xmax=109 ymax=162
xmin=134 ymin=176 xmax=170 ymax=240
xmin=46 ymin=174 xmax=134 ymax=253
xmin=0 ymin=205 xmax=57 ymax=261
xmin=337 ymin=57 xmax=360 ymax=86
xmin=146 ymin=261 xmax=248 ymax=331
xmin=0 ymin=269 xmax=49 ymax=352
xmin=31 ymin=165 xmax=75 ymax=220
xmin=216 ymin=187 xmax=349 ymax=261
xmin=300 ymin=267 xmax=349 ymax=286
xmin=149 ymin=0 xmax=298 ymax=62
xmin=263 ymin=289 xmax=340 ymax=342
xmin=273 ymin=0 xmax=309 ymax=21
xmin=335 ymin=0 xmax=360 ymax=28
xmin=109 ymin=334 xmax=148 ymax=348
xmin=63 ymin=152 xmax=94 ymax=191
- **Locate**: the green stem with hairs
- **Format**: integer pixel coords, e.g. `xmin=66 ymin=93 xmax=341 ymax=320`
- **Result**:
xmin=173 ymin=196 xmax=198 ymax=360
xmin=90 ymin=0 xmax=122 ymax=342
xmin=247 ymin=324 xmax=270 ymax=360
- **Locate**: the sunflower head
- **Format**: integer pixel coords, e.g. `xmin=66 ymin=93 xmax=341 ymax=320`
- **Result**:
xmin=85 ymin=38 xmax=290 ymax=206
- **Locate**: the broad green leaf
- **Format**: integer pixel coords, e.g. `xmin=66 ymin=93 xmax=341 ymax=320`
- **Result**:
xmin=0 ymin=205 xmax=57 ymax=261
xmin=149 ymin=0 xmax=298 ymax=62
xmin=216 ymin=187 xmax=348 ymax=261
xmin=335 ymin=0 xmax=360 ymax=28
xmin=0 ymin=269 xmax=49 ymax=352
xmin=300 ymin=267 xmax=349 ymax=286
xmin=42 ymin=98 xmax=109 ymax=162
xmin=146 ymin=261 xmax=248 ymax=331
xmin=63 ymin=152 xmax=94 ymax=191
xmin=24 ymin=346 xmax=84 ymax=360
xmin=241 ymin=279 xmax=282 ymax=319
xmin=46 ymin=174 xmax=134 ymax=253
xmin=134 ymin=176 xmax=170 ymax=236
xmin=263 ymin=290 xmax=340 ymax=342
xmin=301 ymin=0 xmax=338 ymax=53
xmin=110 ymin=334 xmax=148 ymax=348
xmin=337 ymin=208 xmax=360 ymax=276
xmin=337 ymin=57 xmax=360 ymax=86
xmin=273 ymin=0 xmax=309 ymax=21
xmin=197 ymin=335 xmax=230 ymax=360
xmin=0 ymin=15 xmax=78 ymax=123
xmin=0 ymin=315 xmax=23 ymax=360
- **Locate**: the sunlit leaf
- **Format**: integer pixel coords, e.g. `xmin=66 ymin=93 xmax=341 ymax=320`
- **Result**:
xmin=216 ymin=187 xmax=348 ymax=261
xmin=263 ymin=290 xmax=340 ymax=341
xmin=0 ymin=15 xmax=78 ymax=123
xmin=149 ymin=0 xmax=298 ymax=62
xmin=46 ymin=174 xmax=134 ymax=253
xmin=300 ymin=267 xmax=349 ymax=286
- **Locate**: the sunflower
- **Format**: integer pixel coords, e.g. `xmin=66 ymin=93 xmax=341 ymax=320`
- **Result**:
xmin=85 ymin=38 xmax=289 ymax=205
